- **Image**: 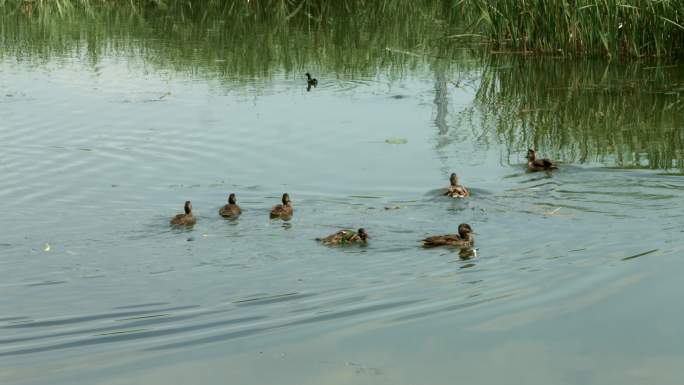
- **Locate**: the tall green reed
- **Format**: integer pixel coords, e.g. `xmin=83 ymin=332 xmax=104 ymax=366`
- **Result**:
xmin=459 ymin=0 xmax=684 ymax=58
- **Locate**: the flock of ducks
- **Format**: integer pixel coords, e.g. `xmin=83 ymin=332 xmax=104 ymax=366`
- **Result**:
xmin=172 ymin=74 xmax=558 ymax=249
xmin=170 ymin=143 xmax=557 ymax=249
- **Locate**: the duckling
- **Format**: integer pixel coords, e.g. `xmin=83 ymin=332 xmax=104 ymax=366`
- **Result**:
xmin=219 ymin=193 xmax=241 ymax=218
xmin=526 ymin=149 xmax=557 ymax=171
xmin=270 ymin=193 xmax=293 ymax=220
xmin=317 ymin=228 xmax=368 ymax=245
xmin=421 ymin=223 xmax=474 ymax=248
xmin=170 ymin=201 xmax=196 ymax=226
xmin=444 ymin=173 xmax=469 ymax=198
xmin=306 ymin=72 xmax=318 ymax=91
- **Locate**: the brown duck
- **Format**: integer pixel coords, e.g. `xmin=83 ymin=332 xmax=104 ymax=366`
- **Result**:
xmin=219 ymin=193 xmax=241 ymax=218
xmin=170 ymin=201 xmax=196 ymax=226
xmin=421 ymin=223 xmax=474 ymax=248
xmin=270 ymin=193 xmax=293 ymax=220
xmin=444 ymin=173 xmax=469 ymax=198
xmin=317 ymin=228 xmax=368 ymax=245
xmin=526 ymin=149 xmax=557 ymax=171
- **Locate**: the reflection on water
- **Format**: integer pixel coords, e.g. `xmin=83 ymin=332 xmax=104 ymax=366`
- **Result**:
xmin=471 ymin=57 xmax=684 ymax=170
xmin=1 ymin=4 xmax=684 ymax=385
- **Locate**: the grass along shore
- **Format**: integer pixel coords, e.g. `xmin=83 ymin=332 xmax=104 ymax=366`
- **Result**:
xmin=3 ymin=0 xmax=684 ymax=58
xmin=458 ymin=0 xmax=684 ymax=58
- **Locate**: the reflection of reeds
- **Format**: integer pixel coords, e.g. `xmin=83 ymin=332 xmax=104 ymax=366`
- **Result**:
xmin=0 ymin=0 xmax=478 ymax=80
xmin=458 ymin=0 xmax=684 ymax=58
xmin=473 ymin=57 xmax=684 ymax=170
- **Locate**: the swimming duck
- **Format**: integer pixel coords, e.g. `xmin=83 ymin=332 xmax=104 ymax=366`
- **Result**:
xmin=526 ymin=149 xmax=557 ymax=171
xmin=317 ymin=228 xmax=368 ymax=245
xmin=306 ymin=73 xmax=318 ymax=91
xmin=421 ymin=223 xmax=474 ymax=248
xmin=219 ymin=193 xmax=241 ymax=218
xmin=170 ymin=201 xmax=196 ymax=226
xmin=444 ymin=173 xmax=469 ymax=198
xmin=270 ymin=193 xmax=293 ymax=220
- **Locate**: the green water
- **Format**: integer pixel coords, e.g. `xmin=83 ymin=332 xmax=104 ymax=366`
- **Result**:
xmin=1 ymin=5 xmax=684 ymax=385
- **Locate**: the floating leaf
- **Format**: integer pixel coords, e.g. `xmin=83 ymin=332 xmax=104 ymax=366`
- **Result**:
xmin=385 ymin=137 xmax=408 ymax=145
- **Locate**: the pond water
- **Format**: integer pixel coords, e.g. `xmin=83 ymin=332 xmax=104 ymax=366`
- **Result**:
xmin=2 ymin=6 xmax=684 ymax=385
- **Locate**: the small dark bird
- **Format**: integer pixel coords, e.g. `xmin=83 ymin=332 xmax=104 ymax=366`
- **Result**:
xmin=306 ymin=72 xmax=318 ymax=91
xmin=219 ymin=193 xmax=241 ymax=218
xmin=444 ymin=173 xmax=469 ymax=198
xmin=317 ymin=228 xmax=369 ymax=245
xmin=170 ymin=201 xmax=196 ymax=226
xmin=421 ymin=223 xmax=474 ymax=248
xmin=526 ymin=149 xmax=557 ymax=171
xmin=270 ymin=193 xmax=293 ymax=220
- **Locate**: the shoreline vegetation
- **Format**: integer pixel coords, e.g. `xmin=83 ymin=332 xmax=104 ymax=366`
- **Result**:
xmin=2 ymin=0 xmax=684 ymax=58
xmin=459 ymin=0 xmax=684 ymax=58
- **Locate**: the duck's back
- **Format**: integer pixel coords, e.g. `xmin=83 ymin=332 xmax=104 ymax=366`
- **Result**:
xmin=318 ymin=230 xmax=356 ymax=244
xmin=445 ymin=185 xmax=469 ymax=198
xmin=219 ymin=204 xmax=241 ymax=218
xmin=170 ymin=213 xmax=196 ymax=226
xmin=270 ymin=204 xmax=293 ymax=218
xmin=530 ymin=158 xmax=556 ymax=170
xmin=422 ymin=234 xmax=463 ymax=246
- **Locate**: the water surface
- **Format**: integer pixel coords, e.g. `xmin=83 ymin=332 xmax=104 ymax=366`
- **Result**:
xmin=1 ymin=7 xmax=684 ymax=385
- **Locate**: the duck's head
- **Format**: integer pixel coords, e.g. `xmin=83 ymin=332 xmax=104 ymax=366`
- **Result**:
xmin=450 ymin=173 xmax=459 ymax=186
xmin=184 ymin=201 xmax=192 ymax=214
xmin=306 ymin=73 xmax=312 ymax=80
xmin=228 ymin=193 xmax=237 ymax=204
xmin=357 ymin=228 xmax=369 ymax=241
xmin=282 ymin=193 xmax=291 ymax=205
xmin=526 ymin=149 xmax=536 ymax=161
xmin=458 ymin=223 xmax=473 ymax=238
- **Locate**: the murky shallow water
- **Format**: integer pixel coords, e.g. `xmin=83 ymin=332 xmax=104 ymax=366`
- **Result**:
xmin=2 ymin=15 xmax=684 ymax=385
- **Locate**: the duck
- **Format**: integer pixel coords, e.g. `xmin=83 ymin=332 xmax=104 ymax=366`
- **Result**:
xmin=219 ymin=193 xmax=241 ymax=218
xmin=526 ymin=149 xmax=557 ymax=171
xmin=306 ymin=72 xmax=318 ymax=91
xmin=444 ymin=173 xmax=469 ymax=198
xmin=317 ymin=228 xmax=368 ymax=245
xmin=170 ymin=201 xmax=196 ymax=226
xmin=270 ymin=193 xmax=293 ymax=220
xmin=421 ymin=223 xmax=474 ymax=248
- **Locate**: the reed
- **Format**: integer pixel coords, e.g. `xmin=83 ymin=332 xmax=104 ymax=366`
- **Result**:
xmin=458 ymin=0 xmax=684 ymax=58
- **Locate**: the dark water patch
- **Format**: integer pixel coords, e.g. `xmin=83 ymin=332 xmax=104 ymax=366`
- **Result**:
xmin=147 ymin=324 xmax=276 ymax=352
xmin=81 ymin=274 xmax=106 ymax=279
xmin=387 ymin=293 xmax=513 ymax=324
xmin=622 ymin=249 xmax=659 ymax=261
xmin=2 ymin=306 xmax=198 ymax=329
xmin=0 ymin=315 xmax=266 ymax=357
xmin=284 ymin=299 xmax=423 ymax=328
xmin=113 ymin=302 xmax=169 ymax=310
xmin=289 ymin=295 xmax=368 ymax=315
xmin=0 ymin=308 xmax=233 ymax=345
xmin=149 ymin=269 xmax=175 ymax=275
xmin=0 ymin=316 xmax=29 ymax=323
xmin=234 ymin=293 xmax=315 ymax=307
xmin=148 ymin=300 xmax=423 ymax=352
xmin=25 ymin=280 xmax=67 ymax=287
